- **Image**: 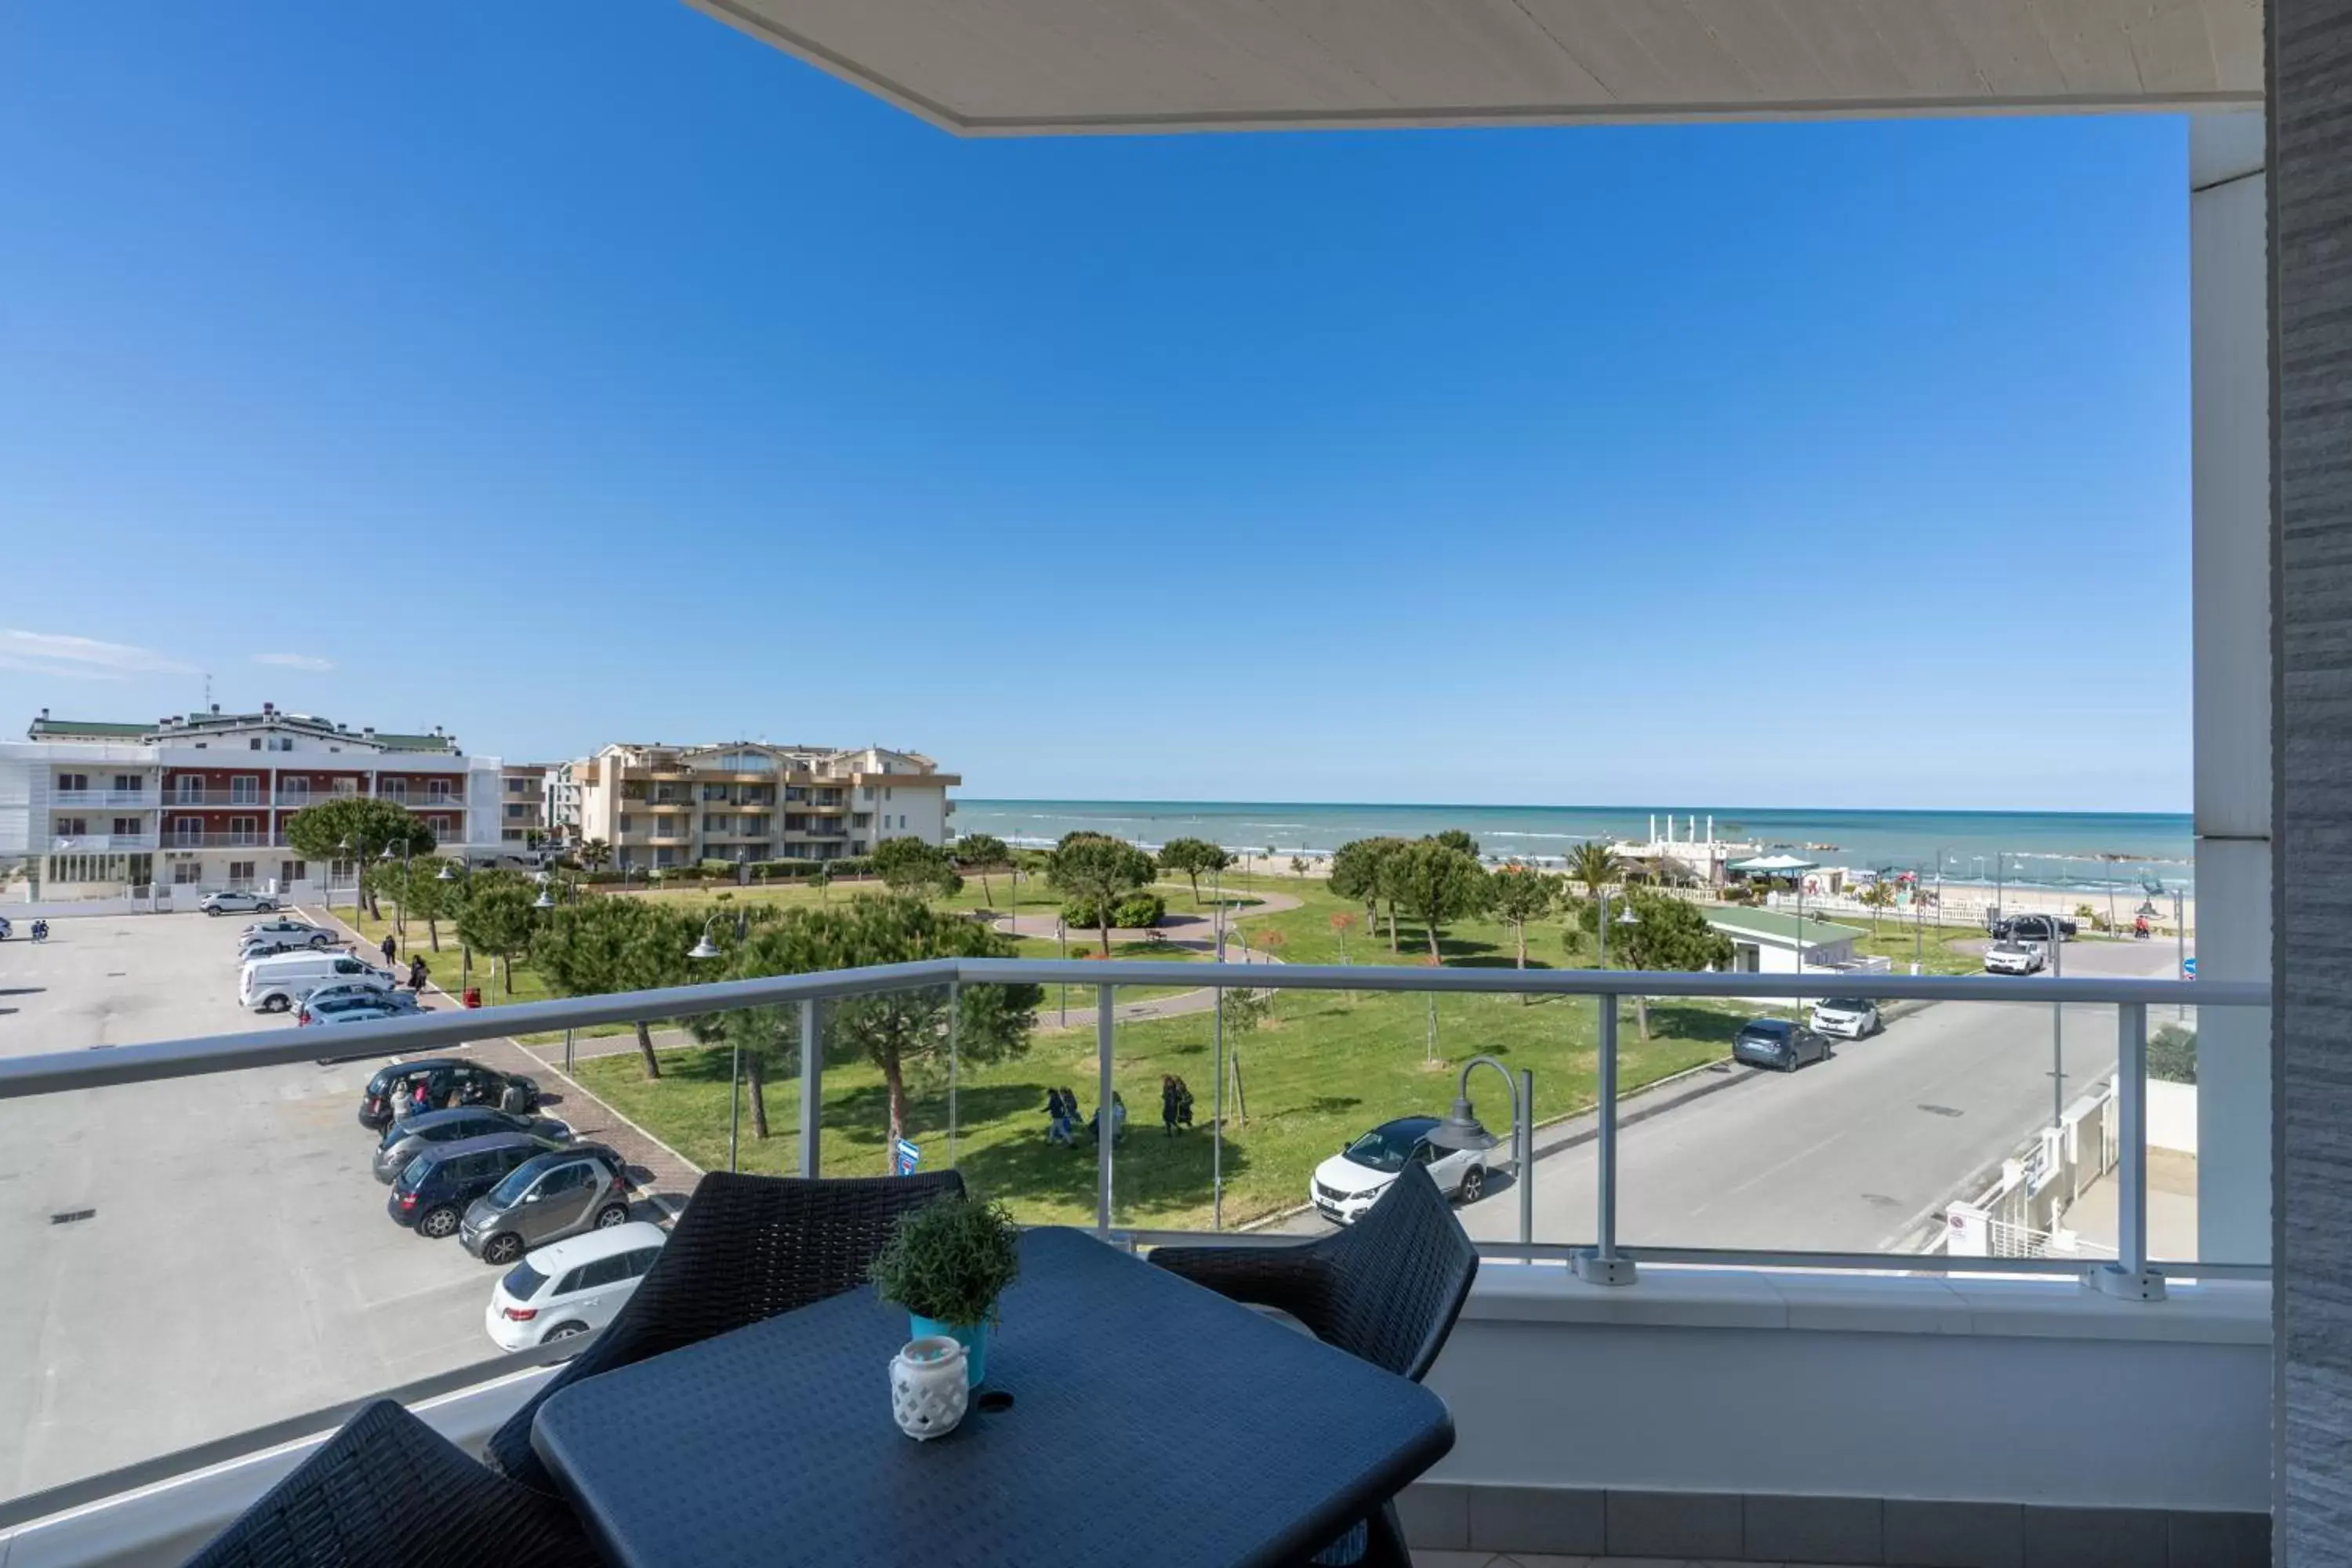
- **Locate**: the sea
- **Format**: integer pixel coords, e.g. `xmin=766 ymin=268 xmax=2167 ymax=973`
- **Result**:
xmin=950 ymin=800 xmax=2197 ymax=894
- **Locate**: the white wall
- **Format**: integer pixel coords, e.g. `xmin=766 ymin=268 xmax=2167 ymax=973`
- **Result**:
xmin=2148 ymin=1080 xmax=2199 ymax=1155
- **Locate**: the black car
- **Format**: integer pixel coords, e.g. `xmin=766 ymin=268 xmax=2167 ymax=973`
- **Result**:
xmin=387 ymin=1131 xmax=569 ymax=1239
xmin=1732 ymin=1018 xmax=1833 ymax=1072
xmin=1988 ymin=913 xmax=2078 ymax=942
xmin=372 ymin=1105 xmax=574 ymax=1183
xmin=357 ymin=1058 xmax=541 ymax=1131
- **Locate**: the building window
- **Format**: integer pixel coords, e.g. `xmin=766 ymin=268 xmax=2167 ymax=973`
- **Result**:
xmin=655 ymin=847 xmax=676 ymax=868
xmin=56 ymin=817 xmax=89 ymax=837
xmin=249 ymin=738 xmax=262 ymax=750
xmin=618 ymin=813 xmax=633 ymax=833
xmin=281 ymin=778 xmax=309 ymax=803
xmin=227 ymin=861 xmax=256 ymax=888
xmin=113 ymin=774 xmax=143 ymax=794
xmin=862 ymin=786 xmax=875 ymax=801
xmin=112 ymin=817 xmax=140 ymax=836
xmin=281 ymin=860 xmax=307 ymax=885
xmin=329 ymin=858 xmax=354 ymax=882
xmin=229 ymin=816 xmax=258 ymax=844
xmin=56 ymin=772 xmax=87 ymax=793
xmin=332 ymin=779 xmax=358 ymax=797
xmin=381 ymin=780 xmax=406 ymax=802
xmin=176 ymin=777 xmax=203 ymax=802
xmin=427 ymin=780 xmax=452 ymax=801
xmin=273 ymin=737 xmax=294 ymax=751
xmin=507 ymin=779 xmax=528 ymax=794
xmin=884 ymin=787 xmax=893 ymax=801
xmin=172 ymin=861 xmax=202 ymax=886
xmin=503 ymin=829 xmax=524 ymax=843
xmin=230 ymin=775 xmax=259 ymax=804
xmin=506 ymin=804 xmax=526 ymax=819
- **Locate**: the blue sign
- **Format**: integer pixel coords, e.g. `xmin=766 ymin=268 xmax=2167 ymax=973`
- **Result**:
xmin=2182 ymin=956 xmax=2197 ymax=979
xmin=894 ymin=1138 xmax=921 ymax=1177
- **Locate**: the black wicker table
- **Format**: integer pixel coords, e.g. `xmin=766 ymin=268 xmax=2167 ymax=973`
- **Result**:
xmin=530 ymin=1225 xmax=1454 ymax=1568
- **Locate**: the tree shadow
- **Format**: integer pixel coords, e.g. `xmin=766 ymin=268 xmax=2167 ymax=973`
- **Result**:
xmin=1638 ymin=1004 xmax=1748 ymax=1044
xmin=954 ymin=1116 xmax=1248 ymax=1221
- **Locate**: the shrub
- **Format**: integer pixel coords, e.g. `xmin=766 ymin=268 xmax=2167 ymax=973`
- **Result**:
xmin=2149 ymin=1025 xmax=2198 ymax=1084
xmin=1061 ymin=892 xmax=1166 ymax=929
xmin=867 ymin=1198 xmax=1022 ymax=1327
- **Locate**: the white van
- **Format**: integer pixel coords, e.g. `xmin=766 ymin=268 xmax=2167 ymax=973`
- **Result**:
xmin=240 ymin=951 xmax=397 ymax=1014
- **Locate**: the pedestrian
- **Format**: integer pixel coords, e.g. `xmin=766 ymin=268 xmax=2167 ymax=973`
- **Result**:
xmin=408 ymin=954 xmax=429 ymax=993
xmin=1174 ymin=1074 xmax=1195 ymax=1131
xmin=1043 ymin=1088 xmax=1069 ymax=1145
xmin=379 ymin=933 xmax=397 ymax=970
xmin=1160 ymin=1074 xmax=1182 ymax=1138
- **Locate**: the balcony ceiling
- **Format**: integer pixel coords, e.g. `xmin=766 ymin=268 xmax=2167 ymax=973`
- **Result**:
xmin=684 ymin=0 xmax=2261 ymax=136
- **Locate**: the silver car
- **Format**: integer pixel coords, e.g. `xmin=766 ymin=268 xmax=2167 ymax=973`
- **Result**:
xmin=374 ymin=1106 xmax=575 ymax=1184
xmin=459 ymin=1146 xmax=633 ymax=1265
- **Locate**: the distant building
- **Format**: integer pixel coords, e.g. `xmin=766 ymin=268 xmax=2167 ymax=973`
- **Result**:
xmin=1 ymin=703 xmax=499 ymax=901
xmin=498 ymin=762 xmax=554 ymax=850
xmin=568 ymin=742 xmax=958 ymax=872
xmin=546 ymin=760 xmax=581 ymax=836
xmin=1703 ymin=908 xmax=1870 ymax=976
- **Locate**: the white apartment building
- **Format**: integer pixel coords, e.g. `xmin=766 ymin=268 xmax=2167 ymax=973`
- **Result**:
xmin=570 ymin=741 xmax=957 ymax=872
xmin=497 ymin=762 xmax=554 ymax=850
xmin=0 ymin=704 xmax=502 ymax=902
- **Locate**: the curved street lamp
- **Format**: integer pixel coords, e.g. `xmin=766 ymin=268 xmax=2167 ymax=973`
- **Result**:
xmin=688 ymin=913 xmax=727 ymax=961
xmin=1425 ymin=1053 xmax=1533 ymax=1247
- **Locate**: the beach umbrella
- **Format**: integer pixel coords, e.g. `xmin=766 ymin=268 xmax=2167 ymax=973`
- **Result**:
xmin=1728 ymin=853 xmax=1817 ymax=875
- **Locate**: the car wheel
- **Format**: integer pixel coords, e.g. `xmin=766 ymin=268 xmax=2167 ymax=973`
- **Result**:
xmin=263 ymin=994 xmax=290 ymax=1014
xmin=205 ymin=908 xmax=222 ymax=917
xmin=417 ymin=1206 xmax=461 ymax=1239
xmin=1457 ymin=1165 xmax=1486 ymax=1203
xmin=593 ymin=1203 xmax=630 ymax=1229
xmin=310 ymin=935 xmax=332 ymax=948
xmin=483 ymin=1232 xmax=524 ymax=1265
xmin=543 ymin=1322 xmax=590 ymax=1343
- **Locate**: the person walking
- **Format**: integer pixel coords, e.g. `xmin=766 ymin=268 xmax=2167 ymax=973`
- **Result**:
xmin=1174 ymin=1074 xmax=1195 ymax=1131
xmin=408 ymin=954 xmax=430 ymax=993
xmin=379 ymin=933 xmax=397 ymax=970
xmin=1160 ymin=1074 xmax=1182 ymax=1138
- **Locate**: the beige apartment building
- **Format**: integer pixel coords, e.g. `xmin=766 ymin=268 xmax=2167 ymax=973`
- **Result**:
xmin=570 ymin=742 xmax=958 ymax=872
xmin=496 ymin=762 xmax=554 ymax=850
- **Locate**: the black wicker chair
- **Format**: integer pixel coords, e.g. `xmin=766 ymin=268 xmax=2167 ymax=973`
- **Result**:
xmin=1151 ymin=1163 xmax=1478 ymax=1568
xmin=185 ymin=1399 xmax=598 ymax=1568
xmin=485 ymin=1168 xmax=966 ymax=1490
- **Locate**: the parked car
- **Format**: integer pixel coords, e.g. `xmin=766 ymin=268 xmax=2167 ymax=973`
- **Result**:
xmin=374 ymin=1105 xmax=574 ymax=1184
xmin=239 ymin=935 xmax=330 ymax=963
xmin=1733 ymin=1018 xmax=1833 ymax=1071
xmin=241 ymin=918 xmax=335 ymax=946
xmin=1984 ymin=940 xmax=2047 ymax=976
xmin=240 ymin=952 xmax=396 ymax=1013
xmin=387 ymin=1131 xmax=568 ymax=1239
xmin=1988 ymin=913 xmax=2077 ymax=942
xmin=306 ymin=982 xmax=422 ymax=1013
xmin=241 ymin=953 xmax=393 ymax=1012
xmin=1808 ymin=997 xmax=1882 ymax=1040
xmin=358 ymin=1058 xmax=541 ymax=1131
xmin=485 ymin=1222 xmax=667 ymax=1351
xmin=459 ymin=1145 xmax=634 ymax=1265
xmin=299 ymin=993 xmax=423 ymax=1026
xmin=200 ymin=890 xmax=281 ymax=915
xmin=1308 ymin=1115 xmax=1489 ymax=1225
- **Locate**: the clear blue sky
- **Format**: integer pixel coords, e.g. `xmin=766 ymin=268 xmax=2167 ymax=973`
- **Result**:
xmin=0 ymin=3 xmax=2191 ymax=812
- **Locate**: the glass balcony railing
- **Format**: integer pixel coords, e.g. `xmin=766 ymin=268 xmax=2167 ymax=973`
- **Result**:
xmin=0 ymin=947 xmax=2264 ymax=1527
xmin=49 ymin=790 xmax=153 ymax=808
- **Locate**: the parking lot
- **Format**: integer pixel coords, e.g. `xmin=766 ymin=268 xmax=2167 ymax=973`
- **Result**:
xmin=0 ymin=910 xmax=577 ymax=1499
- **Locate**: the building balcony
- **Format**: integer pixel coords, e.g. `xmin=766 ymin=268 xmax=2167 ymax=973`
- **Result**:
xmin=272 ymin=791 xmax=364 ymax=808
xmin=49 ymin=791 xmax=154 ymax=808
xmin=0 ymin=961 xmax=2273 ymax=1567
xmin=47 ymin=833 xmax=158 ymax=852
xmin=157 ymin=832 xmax=289 ymax=849
xmin=163 ymin=790 xmax=270 ymax=808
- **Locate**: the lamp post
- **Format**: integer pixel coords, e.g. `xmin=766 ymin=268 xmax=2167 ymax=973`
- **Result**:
xmin=1425 ymin=1054 xmax=1533 ymax=1248
xmin=437 ymin=857 xmax=475 ymax=996
xmin=2174 ymin=889 xmax=2187 ymax=1018
xmin=685 ymin=916 xmax=737 ymax=1165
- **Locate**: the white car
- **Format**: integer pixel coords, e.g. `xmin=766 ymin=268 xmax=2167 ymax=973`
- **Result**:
xmin=1309 ymin=1116 xmax=1490 ymax=1225
xmin=239 ymin=952 xmax=397 ymax=1012
xmin=242 ymin=918 xmax=334 ymax=947
xmin=200 ymin=890 xmax=280 ymax=916
xmin=1808 ymin=997 xmax=1882 ymax=1040
xmin=485 ymin=1221 xmax=667 ymax=1351
xmin=1984 ymin=941 xmax=2046 ymax=976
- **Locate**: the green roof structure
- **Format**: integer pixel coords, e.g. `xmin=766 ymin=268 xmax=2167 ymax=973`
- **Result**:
xmin=1703 ymin=907 xmax=1867 ymax=949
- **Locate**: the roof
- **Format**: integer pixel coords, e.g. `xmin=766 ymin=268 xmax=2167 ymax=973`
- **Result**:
xmin=522 ymin=1220 xmax=668 ymax=1274
xmin=687 ymin=0 xmax=2259 ymax=138
xmin=1704 ymin=908 xmax=1867 ymax=949
xmin=26 ymin=717 xmax=147 ymax=739
xmin=374 ymin=731 xmax=459 ymax=753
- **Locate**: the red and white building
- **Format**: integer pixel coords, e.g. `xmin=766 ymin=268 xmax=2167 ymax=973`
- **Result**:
xmin=1 ymin=704 xmax=503 ymax=902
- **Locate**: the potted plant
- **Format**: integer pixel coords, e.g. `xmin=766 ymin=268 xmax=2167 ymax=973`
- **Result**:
xmin=869 ymin=1197 xmax=1022 ymax=1386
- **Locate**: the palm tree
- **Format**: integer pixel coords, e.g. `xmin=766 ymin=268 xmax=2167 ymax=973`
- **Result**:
xmin=578 ymin=838 xmax=612 ymax=874
xmin=1569 ymin=840 xmax=1619 ymax=903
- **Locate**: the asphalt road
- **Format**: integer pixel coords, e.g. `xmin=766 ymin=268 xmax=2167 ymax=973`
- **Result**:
xmin=1278 ymin=938 xmax=2180 ymax=1253
xmin=0 ymin=913 xmax=515 ymax=1500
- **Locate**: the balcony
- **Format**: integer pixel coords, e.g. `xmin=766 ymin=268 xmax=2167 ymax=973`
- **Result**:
xmin=49 ymin=790 xmax=153 ymax=808
xmin=0 ymin=958 xmax=2273 ymax=1566
xmin=272 ymin=790 xmax=364 ymax=808
xmin=163 ymin=789 xmax=269 ymax=808
xmin=46 ymin=833 xmax=157 ymax=851
xmin=157 ymin=831 xmax=288 ymax=848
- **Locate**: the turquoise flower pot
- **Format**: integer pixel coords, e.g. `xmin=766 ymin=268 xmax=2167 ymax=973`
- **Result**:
xmin=908 ymin=1314 xmax=989 ymax=1387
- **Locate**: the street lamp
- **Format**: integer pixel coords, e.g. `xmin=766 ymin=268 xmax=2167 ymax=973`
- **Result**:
xmin=1425 ymin=1054 xmax=1533 ymax=1247
xmin=688 ymin=914 xmax=726 ymax=961
xmin=1596 ymin=887 xmax=1639 ymax=967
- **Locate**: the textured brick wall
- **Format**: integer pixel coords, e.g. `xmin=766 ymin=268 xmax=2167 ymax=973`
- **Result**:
xmin=2276 ymin=3 xmax=2352 ymax=1560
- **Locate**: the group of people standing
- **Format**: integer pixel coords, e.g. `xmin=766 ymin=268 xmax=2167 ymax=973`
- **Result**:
xmin=1040 ymin=1076 xmax=1196 ymax=1146
xmin=379 ymin=934 xmax=431 ymax=993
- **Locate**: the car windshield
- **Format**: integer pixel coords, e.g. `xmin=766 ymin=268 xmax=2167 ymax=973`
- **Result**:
xmin=1817 ymin=999 xmax=1869 ymax=1013
xmin=488 ymin=1160 xmax=545 ymax=1208
xmin=1994 ymin=942 xmax=2029 ymax=955
xmin=1341 ymin=1127 xmax=1419 ymax=1173
xmin=501 ymin=1260 xmax=550 ymax=1301
xmin=1741 ymin=1021 xmax=1792 ymax=1039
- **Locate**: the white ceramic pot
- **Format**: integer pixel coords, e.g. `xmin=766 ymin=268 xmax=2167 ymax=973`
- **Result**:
xmin=891 ymin=1335 xmax=970 ymax=1440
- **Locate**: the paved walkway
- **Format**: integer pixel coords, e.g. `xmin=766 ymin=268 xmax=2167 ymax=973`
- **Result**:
xmin=994 ymin=887 xmax=1304 ymax=1027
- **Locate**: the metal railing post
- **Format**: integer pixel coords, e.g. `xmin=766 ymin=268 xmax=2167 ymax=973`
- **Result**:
xmin=946 ymin=979 xmax=960 ymax=1173
xmin=1096 ymin=985 xmax=1115 ymax=1234
xmin=1574 ymin=994 xmax=1638 ymax=1284
xmin=2089 ymin=1000 xmax=2166 ymax=1301
xmin=797 ymin=998 xmax=821 ymax=1179
xmin=1519 ymin=1066 xmax=1535 ymax=1249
